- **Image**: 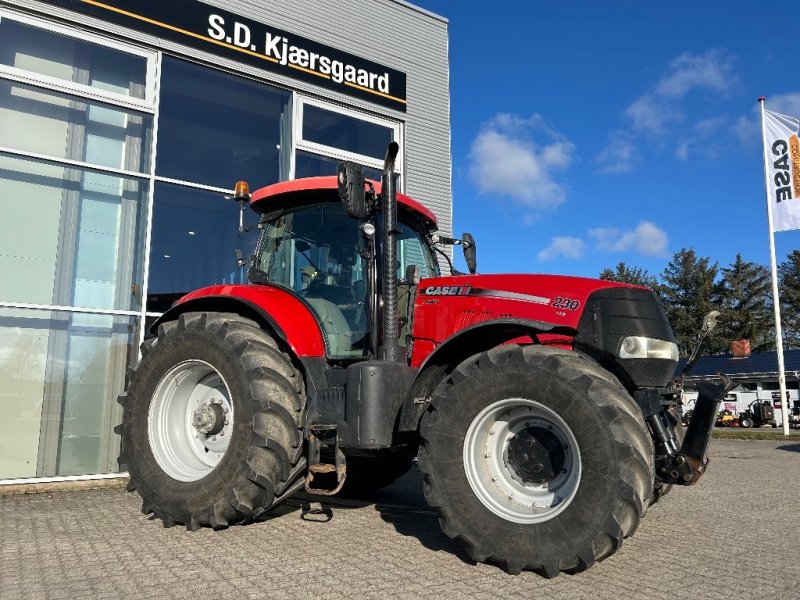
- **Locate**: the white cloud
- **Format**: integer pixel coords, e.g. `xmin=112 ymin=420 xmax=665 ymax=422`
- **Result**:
xmin=769 ymin=92 xmax=800 ymax=117
xmin=596 ymin=130 xmax=638 ymax=173
xmin=468 ymin=113 xmax=576 ymax=211
xmin=589 ymin=221 xmax=669 ymax=257
xmin=536 ymin=236 xmax=585 ymax=262
xmin=597 ymin=49 xmax=738 ymax=171
xmin=734 ymin=92 xmax=800 ymax=148
xmin=624 ymin=49 xmax=736 ymax=136
xmin=674 ymin=116 xmax=728 ymax=161
xmin=655 ymin=50 xmax=735 ymax=98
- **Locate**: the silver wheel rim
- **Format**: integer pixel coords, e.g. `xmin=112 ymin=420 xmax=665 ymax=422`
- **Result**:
xmin=148 ymin=360 xmax=234 ymax=482
xmin=463 ymin=398 xmax=581 ymax=524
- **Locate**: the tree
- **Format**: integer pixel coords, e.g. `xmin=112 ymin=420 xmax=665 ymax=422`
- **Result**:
xmin=719 ymin=254 xmax=774 ymax=352
xmin=778 ymin=250 xmax=800 ymax=348
xmin=599 ymin=262 xmax=659 ymax=289
xmin=660 ymin=249 xmax=723 ymax=356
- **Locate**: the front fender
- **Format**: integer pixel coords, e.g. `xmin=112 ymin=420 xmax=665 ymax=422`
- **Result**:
xmin=399 ymin=318 xmax=578 ymax=431
xmin=152 ymin=284 xmax=325 ymax=358
xmin=417 ymin=317 xmax=578 ymax=373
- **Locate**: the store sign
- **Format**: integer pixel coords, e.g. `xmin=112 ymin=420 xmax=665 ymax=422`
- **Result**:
xmin=42 ymin=0 xmax=407 ymax=111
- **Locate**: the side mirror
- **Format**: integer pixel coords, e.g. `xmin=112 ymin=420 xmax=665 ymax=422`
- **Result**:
xmin=462 ymin=233 xmax=477 ymax=274
xmin=702 ymin=310 xmax=720 ymax=334
xmin=337 ymin=161 xmax=369 ymax=218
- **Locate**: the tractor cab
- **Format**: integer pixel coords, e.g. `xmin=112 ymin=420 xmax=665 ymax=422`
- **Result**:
xmin=246 ymin=176 xmax=439 ymax=359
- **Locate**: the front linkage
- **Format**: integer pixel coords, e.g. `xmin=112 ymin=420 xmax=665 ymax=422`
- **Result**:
xmin=653 ymin=310 xmax=732 ymax=486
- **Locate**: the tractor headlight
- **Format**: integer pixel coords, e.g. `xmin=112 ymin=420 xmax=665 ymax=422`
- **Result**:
xmin=618 ymin=336 xmax=679 ymax=360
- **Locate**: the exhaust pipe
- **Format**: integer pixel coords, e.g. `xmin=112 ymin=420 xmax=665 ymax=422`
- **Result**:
xmin=380 ymin=142 xmax=403 ymax=362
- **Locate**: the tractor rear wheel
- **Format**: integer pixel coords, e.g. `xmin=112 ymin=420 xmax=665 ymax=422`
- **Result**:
xmin=118 ymin=312 xmax=306 ymax=529
xmin=418 ymin=345 xmax=653 ymax=576
xmin=739 ymin=417 xmax=753 ymax=429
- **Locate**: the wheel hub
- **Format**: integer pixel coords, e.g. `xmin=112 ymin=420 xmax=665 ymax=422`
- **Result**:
xmin=463 ymin=398 xmax=582 ymax=524
xmin=506 ymin=426 xmax=565 ymax=485
xmin=148 ymin=360 xmax=234 ymax=482
xmin=192 ymin=400 xmax=226 ymax=436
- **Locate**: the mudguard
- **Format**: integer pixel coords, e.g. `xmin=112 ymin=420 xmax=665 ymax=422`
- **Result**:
xmin=150 ymin=284 xmax=325 ymax=358
xmin=398 ymin=317 xmax=578 ymax=432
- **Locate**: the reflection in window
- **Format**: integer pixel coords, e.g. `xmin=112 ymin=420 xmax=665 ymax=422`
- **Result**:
xmin=302 ymin=104 xmax=393 ymax=160
xmin=156 ymin=56 xmax=291 ymax=189
xmin=0 ymin=80 xmax=152 ymax=168
xmin=397 ymin=220 xmax=439 ymax=279
xmin=147 ymin=182 xmax=258 ymax=311
xmin=0 ymin=18 xmax=147 ymax=98
xmin=0 ymin=153 xmax=147 ymax=310
xmin=295 ymin=150 xmax=384 ymax=182
xmin=0 ymin=308 xmax=135 ymax=478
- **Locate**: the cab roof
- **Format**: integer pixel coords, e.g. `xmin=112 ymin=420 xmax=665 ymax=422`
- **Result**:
xmin=250 ymin=176 xmax=438 ymax=229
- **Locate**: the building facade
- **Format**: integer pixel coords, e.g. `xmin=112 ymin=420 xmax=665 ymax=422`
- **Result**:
xmin=0 ymin=0 xmax=451 ymax=482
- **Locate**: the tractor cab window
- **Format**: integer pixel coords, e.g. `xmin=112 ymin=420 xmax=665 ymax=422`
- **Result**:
xmin=254 ymin=202 xmax=366 ymax=357
xmin=396 ymin=219 xmax=439 ymax=281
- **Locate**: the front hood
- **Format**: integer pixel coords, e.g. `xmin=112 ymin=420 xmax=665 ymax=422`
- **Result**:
xmin=413 ymin=274 xmax=675 ymax=388
xmin=416 ymin=273 xmax=644 ymax=328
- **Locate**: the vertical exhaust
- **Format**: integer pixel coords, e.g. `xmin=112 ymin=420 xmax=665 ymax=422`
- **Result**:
xmin=380 ymin=142 xmax=403 ymax=362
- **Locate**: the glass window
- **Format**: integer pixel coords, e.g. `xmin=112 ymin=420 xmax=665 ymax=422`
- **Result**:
xmin=0 ymin=153 xmax=148 ymax=310
xmin=0 ymin=18 xmax=148 ymax=99
xmin=397 ymin=220 xmax=439 ymax=280
xmin=156 ymin=57 xmax=291 ymax=189
xmin=302 ymin=104 xmax=393 ymax=160
xmin=0 ymin=307 xmax=136 ymax=478
xmin=147 ymin=182 xmax=257 ymax=311
xmin=0 ymin=79 xmax=152 ymax=168
xmin=295 ymin=150 xmax=383 ymax=182
xmin=254 ymin=202 xmax=366 ymax=357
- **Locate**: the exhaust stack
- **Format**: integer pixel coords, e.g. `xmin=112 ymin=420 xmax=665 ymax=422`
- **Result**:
xmin=380 ymin=142 xmax=403 ymax=362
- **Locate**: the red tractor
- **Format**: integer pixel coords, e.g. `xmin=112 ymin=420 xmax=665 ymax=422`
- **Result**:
xmin=118 ymin=143 xmax=727 ymax=576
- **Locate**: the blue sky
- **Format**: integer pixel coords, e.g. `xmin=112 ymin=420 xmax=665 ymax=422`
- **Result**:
xmin=415 ymin=1 xmax=800 ymax=279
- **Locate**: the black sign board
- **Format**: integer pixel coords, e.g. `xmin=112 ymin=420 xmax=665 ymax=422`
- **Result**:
xmin=39 ymin=0 xmax=407 ymax=111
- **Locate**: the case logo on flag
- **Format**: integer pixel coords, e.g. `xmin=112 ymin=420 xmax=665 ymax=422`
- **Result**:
xmin=763 ymin=108 xmax=800 ymax=232
xmin=771 ymin=133 xmax=800 ymax=203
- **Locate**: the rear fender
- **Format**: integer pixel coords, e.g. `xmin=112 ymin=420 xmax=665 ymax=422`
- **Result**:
xmin=399 ymin=318 xmax=578 ymax=431
xmin=150 ymin=285 xmax=325 ymax=358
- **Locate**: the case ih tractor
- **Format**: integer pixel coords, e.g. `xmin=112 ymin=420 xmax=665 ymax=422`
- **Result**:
xmin=118 ymin=143 xmax=728 ymax=576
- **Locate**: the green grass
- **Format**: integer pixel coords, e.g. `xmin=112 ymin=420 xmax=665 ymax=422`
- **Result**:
xmin=710 ymin=428 xmax=799 ymax=441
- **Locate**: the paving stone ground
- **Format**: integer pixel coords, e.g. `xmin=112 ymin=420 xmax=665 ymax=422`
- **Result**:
xmin=1 ymin=438 xmax=799 ymax=599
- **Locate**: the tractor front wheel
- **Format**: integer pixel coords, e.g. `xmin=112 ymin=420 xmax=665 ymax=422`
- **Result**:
xmin=118 ymin=312 xmax=306 ymax=529
xmin=418 ymin=345 xmax=653 ymax=576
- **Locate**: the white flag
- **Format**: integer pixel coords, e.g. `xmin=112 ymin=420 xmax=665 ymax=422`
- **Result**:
xmin=763 ymin=108 xmax=800 ymax=232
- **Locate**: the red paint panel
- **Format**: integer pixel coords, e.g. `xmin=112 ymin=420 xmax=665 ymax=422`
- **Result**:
xmin=249 ymin=176 xmax=437 ymax=228
xmin=410 ymin=274 xmax=646 ymax=366
xmin=179 ymin=284 xmax=325 ymax=357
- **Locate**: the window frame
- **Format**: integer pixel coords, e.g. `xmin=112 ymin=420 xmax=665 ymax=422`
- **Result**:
xmin=0 ymin=10 xmax=158 ymax=479
xmin=292 ymin=96 xmax=404 ymax=189
xmin=0 ymin=9 xmax=157 ymax=112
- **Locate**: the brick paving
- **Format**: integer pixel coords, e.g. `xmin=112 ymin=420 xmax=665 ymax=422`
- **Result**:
xmin=1 ymin=438 xmax=799 ymax=599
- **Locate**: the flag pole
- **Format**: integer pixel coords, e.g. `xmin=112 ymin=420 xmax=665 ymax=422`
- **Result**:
xmin=759 ymin=97 xmax=791 ymax=436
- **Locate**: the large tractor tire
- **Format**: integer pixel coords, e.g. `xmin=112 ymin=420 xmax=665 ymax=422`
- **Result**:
xmin=418 ymin=345 xmax=653 ymax=576
xmin=117 ymin=312 xmax=306 ymax=529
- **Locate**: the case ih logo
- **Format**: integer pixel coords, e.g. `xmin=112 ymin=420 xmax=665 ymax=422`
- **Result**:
xmin=423 ymin=285 xmax=472 ymax=296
